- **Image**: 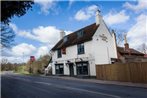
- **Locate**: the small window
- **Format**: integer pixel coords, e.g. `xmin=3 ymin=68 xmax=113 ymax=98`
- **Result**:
xmin=77 ymin=30 xmax=84 ymax=38
xmin=77 ymin=43 xmax=85 ymax=54
xmin=57 ymin=49 xmax=62 ymax=58
xmin=63 ymin=36 xmax=68 ymax=42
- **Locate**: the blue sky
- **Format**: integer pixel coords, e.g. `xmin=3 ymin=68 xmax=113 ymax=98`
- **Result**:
xmin=2 ymin=0 xmax=147 ymax=63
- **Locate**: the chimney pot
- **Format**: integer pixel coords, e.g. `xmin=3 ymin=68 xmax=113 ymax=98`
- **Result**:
xmin=95 ymin=9 xmax=101 ymax=25
xmin=60 ymin=30 xmax=65 ymax=40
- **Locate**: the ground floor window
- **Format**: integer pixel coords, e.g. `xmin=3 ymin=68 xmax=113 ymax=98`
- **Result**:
xmin=76 ymin=62 xmax=88 ymax=75
xmin=55 ymin=64 xmax=64 ymax=74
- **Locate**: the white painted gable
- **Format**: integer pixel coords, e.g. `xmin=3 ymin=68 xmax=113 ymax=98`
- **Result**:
xmin=92 ymin=16 xmax=117 ymax=64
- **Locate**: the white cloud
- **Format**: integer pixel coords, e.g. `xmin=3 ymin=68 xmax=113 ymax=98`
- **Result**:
xmin=1 ymin=44 xmax=51 ymax=63
xmin=10 ymin=23 xmax=72 ymax=46
xmin=1 ymin=56 xmax=23 ymax=63
xmin=1 ymin=56 xmax=27 ymax=64
xmin=8 ymin=24 xmax=73 ymax=63
xmin=9 ymin=23 xmax=17 ymax=32
xmin=12 ymin=43 xmax=36 ymax=56
xmin=32 ymin=26 xmax=60 ymax=43
xmin=104 ymin=10 xmax=130 ymax=25
xmin=9 ymin=23 xmax=35 ymax=39
xmin=36 ymin=46 xmax=49 ymax=57
xmin=1 ymin=43 xmax=37 ymax=63
xmin=123 ymin=0 xmax=147 ymax=11
xmin=75 ymin=5 xmax=98 ymax=21
xmin=34 ymin=0 xmax=56 ymax=15
xmin=65 ymin=30 xmax=73 ymax=35
xmin=127 ymin=14 xmax=147 ymax=49
xmin=10 ymin=24 xmax=59 ymax=44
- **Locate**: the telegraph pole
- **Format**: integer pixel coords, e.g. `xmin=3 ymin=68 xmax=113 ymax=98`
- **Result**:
xmin=22 ymin=52 xmax=24 ymax=63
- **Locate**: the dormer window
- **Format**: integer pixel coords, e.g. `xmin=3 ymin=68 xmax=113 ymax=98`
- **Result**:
xmin=63 ymin=36 xmax=68 ymax=42
xmin=77 ymin=30 xmax=84 ymax=38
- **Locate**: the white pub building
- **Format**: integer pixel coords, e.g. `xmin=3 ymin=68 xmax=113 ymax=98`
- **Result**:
xmin=50 ymin=10 xmax=118 ymax=77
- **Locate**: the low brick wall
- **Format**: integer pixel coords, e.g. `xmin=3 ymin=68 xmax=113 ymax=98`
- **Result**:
xmin=96 ymin=62 xmax=147 ymax=83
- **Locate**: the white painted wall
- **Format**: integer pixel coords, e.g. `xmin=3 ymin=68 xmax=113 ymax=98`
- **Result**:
xmin=52 ymin=41 xmax=94 ymax=75
xmin=52 ymin=41 xmax=93 ymax=62
xmin=51 ymin=62 xmax=55 ymax=75
xmin=92 ymin=16 xmax=117 ymax=65
xmin=64 ymin=62 xmax=69 ymax=75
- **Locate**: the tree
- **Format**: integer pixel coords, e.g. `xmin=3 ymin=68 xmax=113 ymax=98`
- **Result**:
xmin=138 ymin=43 xmax=147 ymax=54
xmin=25 ymin=55 xmax=51 ymax=74
xmin=1 ymin=62 xmax=15 ymax=71
xmin=111 ymin=29 xmax=127 ymax=46
xmin=1 ymin=23 xmax=15 ymax=48
xmin=1 ymin=1 xmax=34 ymax=24
xmin=116 ymin=32 xmax=125 ymax=46
xmin=1 ymin=1 xmax=34 ymax=48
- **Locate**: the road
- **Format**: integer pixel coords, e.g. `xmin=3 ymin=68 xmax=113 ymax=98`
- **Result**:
xmin=1 ymin=73 xmax=147 ymax=98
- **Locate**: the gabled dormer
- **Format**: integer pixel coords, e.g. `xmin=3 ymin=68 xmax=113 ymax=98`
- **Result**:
xmin=77 ymin=30 xmax=84 ymax=38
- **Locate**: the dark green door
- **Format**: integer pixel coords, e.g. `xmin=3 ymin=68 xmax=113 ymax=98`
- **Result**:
xmin=69 ymin=63 xmax=74 ymax=76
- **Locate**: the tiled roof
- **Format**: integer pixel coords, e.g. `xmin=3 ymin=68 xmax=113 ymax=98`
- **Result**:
xmin=52 ymin=23 xmax=99 ymax=50
xmin=117 ymin=47 xmax=144 ymax=55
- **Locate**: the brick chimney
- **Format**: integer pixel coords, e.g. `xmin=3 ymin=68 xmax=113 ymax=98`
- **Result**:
xmin=124 ymin=34 xmax=131 ymax=55
xmin=124 ymin=43 xmax=129 ymax=51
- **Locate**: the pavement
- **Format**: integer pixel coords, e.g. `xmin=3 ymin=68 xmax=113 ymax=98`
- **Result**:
xmin=43 ymin=75 xmax=147 ymax=88
xmin=1 ymin=72 xmax=147 ymax=98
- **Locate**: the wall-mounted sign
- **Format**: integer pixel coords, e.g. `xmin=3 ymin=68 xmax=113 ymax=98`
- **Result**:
xmin=99 ymin=34 xmax=108 ymax=42
xmin=30 ymin=56 xmax=35 ymax=62
xmin=62 ymin=48 xmax=66 ymax=54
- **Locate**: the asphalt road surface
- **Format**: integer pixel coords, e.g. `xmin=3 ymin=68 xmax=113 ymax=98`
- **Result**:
xmin=1 ymin=73 xmax=147 ymax=98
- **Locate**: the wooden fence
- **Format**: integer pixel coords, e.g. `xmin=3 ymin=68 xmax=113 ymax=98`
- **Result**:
xmin=96 ymin=62 xmax=147 ymax=83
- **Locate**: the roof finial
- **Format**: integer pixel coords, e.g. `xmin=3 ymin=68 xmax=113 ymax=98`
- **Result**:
xmin=96 ymin=8 xmax=101 ymax=15
xmin=97 ymin=9 xmax=101 ymax=13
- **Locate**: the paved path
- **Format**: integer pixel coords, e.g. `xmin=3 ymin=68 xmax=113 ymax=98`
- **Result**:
xmin=1 ymin=73 xmax=147 ymax=98
xmin=46 ymin=75 xmax=147 ymax=88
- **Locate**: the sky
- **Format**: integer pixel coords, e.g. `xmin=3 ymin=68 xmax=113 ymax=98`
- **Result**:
xmin=1 ymin=0 xmax=147 ymax=63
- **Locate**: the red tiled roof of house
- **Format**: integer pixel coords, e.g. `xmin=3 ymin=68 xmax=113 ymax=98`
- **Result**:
xmin=144 ymin=54 xmax=147 ymax=57
xmin=117 ymin=47 xmax=144 ymax=56
xmin=52 ymin=23 xmax=99 ymax=50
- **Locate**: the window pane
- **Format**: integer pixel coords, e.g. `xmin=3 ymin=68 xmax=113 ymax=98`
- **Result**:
xmin=77 ymin=43 xmax=85 ymax=54
xmin=55 ymin=64 xmax=64 ymax=74
xmin=77 ymin=30 xmax=84 ymax=38
xmin=57 ymin=49 xmax=62 ymax=58
xmin=63 ymin=36 xmax=68 ymax=42
xmin=76 ymin=62 xmax=88 ymax=75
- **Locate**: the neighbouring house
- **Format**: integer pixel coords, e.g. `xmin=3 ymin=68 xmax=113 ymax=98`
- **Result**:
xmin=50 ymin=10 xmax=118 ymax=77
xmin=117 ymin=35 xmax=146 ymax=63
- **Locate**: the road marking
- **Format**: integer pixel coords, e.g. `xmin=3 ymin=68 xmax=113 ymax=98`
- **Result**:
xmin=35 ymin=81 xmax=52 ymax=85
xmin=52 ymin=85 xmax=121 ymax=98
xmin=4 ymin=75 xmax=121 ymax=98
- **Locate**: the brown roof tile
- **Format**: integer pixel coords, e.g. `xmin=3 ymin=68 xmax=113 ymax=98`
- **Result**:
xmin=52 ymin=23 xmax=99 ymax=50
xmin=117 ymin=47 xmax=144 ymax=56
